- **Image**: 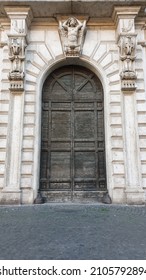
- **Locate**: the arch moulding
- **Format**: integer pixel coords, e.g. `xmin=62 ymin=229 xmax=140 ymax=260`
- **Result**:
xmin=30 ymin=55 xmax=114 ymax=204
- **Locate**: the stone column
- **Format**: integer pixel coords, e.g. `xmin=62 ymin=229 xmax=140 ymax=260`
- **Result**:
xmin=113 ymin=7 xmax=145 ymax=204
xmin=0 ymin=7 xmax=33 ymax=204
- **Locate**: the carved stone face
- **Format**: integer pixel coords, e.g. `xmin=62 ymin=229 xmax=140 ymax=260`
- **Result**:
xmin=69 ymin=18 xmax=77 ymax=27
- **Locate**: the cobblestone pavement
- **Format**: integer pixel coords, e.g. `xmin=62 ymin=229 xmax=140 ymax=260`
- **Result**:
xmin=0 ymin=203 xmax=146 ymax=260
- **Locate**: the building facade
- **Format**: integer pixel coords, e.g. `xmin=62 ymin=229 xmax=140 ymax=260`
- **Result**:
xmin=0 ymin=0 xmax=146 ymax=205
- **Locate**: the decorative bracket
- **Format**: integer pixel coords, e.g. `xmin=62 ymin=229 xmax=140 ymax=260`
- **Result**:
xmin=4 ymin=6 xmax=33 ymax=93
xmin=113 ymin=6 xmax=140 ymax=92
xmin=58 ymin=17 xmax=86 ymax=57
xmin=118 ymin=33 xmax=137 ymax=91
xmin=8 ymin=33 xmax=27 ymax=92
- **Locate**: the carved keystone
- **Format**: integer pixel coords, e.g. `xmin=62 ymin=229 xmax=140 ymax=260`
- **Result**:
xmin=58 ymin=17 xmax=86 ymax=57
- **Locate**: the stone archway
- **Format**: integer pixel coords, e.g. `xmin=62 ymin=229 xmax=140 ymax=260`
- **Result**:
xmin=39 ymin=65 xmax=108 ymax=202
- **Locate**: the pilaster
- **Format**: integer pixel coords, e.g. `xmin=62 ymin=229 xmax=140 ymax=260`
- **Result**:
xmin=113 ymin=6 xmax=145 ymax=204
xmin=0 ymin=7 xmax=33 ymax=204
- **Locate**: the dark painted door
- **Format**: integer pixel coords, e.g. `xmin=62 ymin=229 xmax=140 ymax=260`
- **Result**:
xmin=40 ymin=66 xmax=106 ymax=201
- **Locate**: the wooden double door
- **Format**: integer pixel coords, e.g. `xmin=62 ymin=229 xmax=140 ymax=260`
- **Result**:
xmin=40 ymin=65 xmax=106 ymax=201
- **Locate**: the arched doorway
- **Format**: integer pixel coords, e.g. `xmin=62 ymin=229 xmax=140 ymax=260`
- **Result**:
xmin=39 ymin=65 xmax=107 ymax=202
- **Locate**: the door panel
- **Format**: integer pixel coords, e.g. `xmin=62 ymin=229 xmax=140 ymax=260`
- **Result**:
xmin=51 ymin=111 xmax=71 ymax=139
xmin=74 ymin=110 xmax=95 ymax=139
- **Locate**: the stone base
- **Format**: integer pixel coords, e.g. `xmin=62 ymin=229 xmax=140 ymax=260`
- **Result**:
xmin=0 ymin=189 xmax=21 ymax=205
xmin=40 ymin=190 xmax=109 ymax=203
xmin=112 ymin=188 xmax=126 ymax=204
xmin=125 ymin=188 xmax=145 ymax=205
xmin=21 ymin=188 xmax=34 ymax=204
xmin=34 ymin=192 xmax=45 ymax=204
xmin=102 ymin=192 xmax=112 ymax=204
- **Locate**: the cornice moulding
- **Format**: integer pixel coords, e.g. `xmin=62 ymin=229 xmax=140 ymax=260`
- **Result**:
xmin=4 ymin=6 xmax=33 ymax=27
xmin=112 ymin=6 xmax=141 ymax=26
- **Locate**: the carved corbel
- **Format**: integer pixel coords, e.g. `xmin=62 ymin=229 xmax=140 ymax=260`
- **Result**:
xmin=113 ymin=6 xmax=140 ymax=91
xmin=118 ymin=33 xmax=137 ymax=91
xmin=4 ymin=6 xmax=33 ymax=93
xmin=58 ymin=17 xmax=86 ymax=57
xmin=8 ymin=33 xmax=27 ymax=92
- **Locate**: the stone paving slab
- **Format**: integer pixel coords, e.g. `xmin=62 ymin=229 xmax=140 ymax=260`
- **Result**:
xmin=0 ymin=203 xmax=146 ymax=260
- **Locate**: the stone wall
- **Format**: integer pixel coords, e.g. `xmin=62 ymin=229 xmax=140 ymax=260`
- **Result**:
xmin=0 ymin=4 xmax=146 ymax=204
